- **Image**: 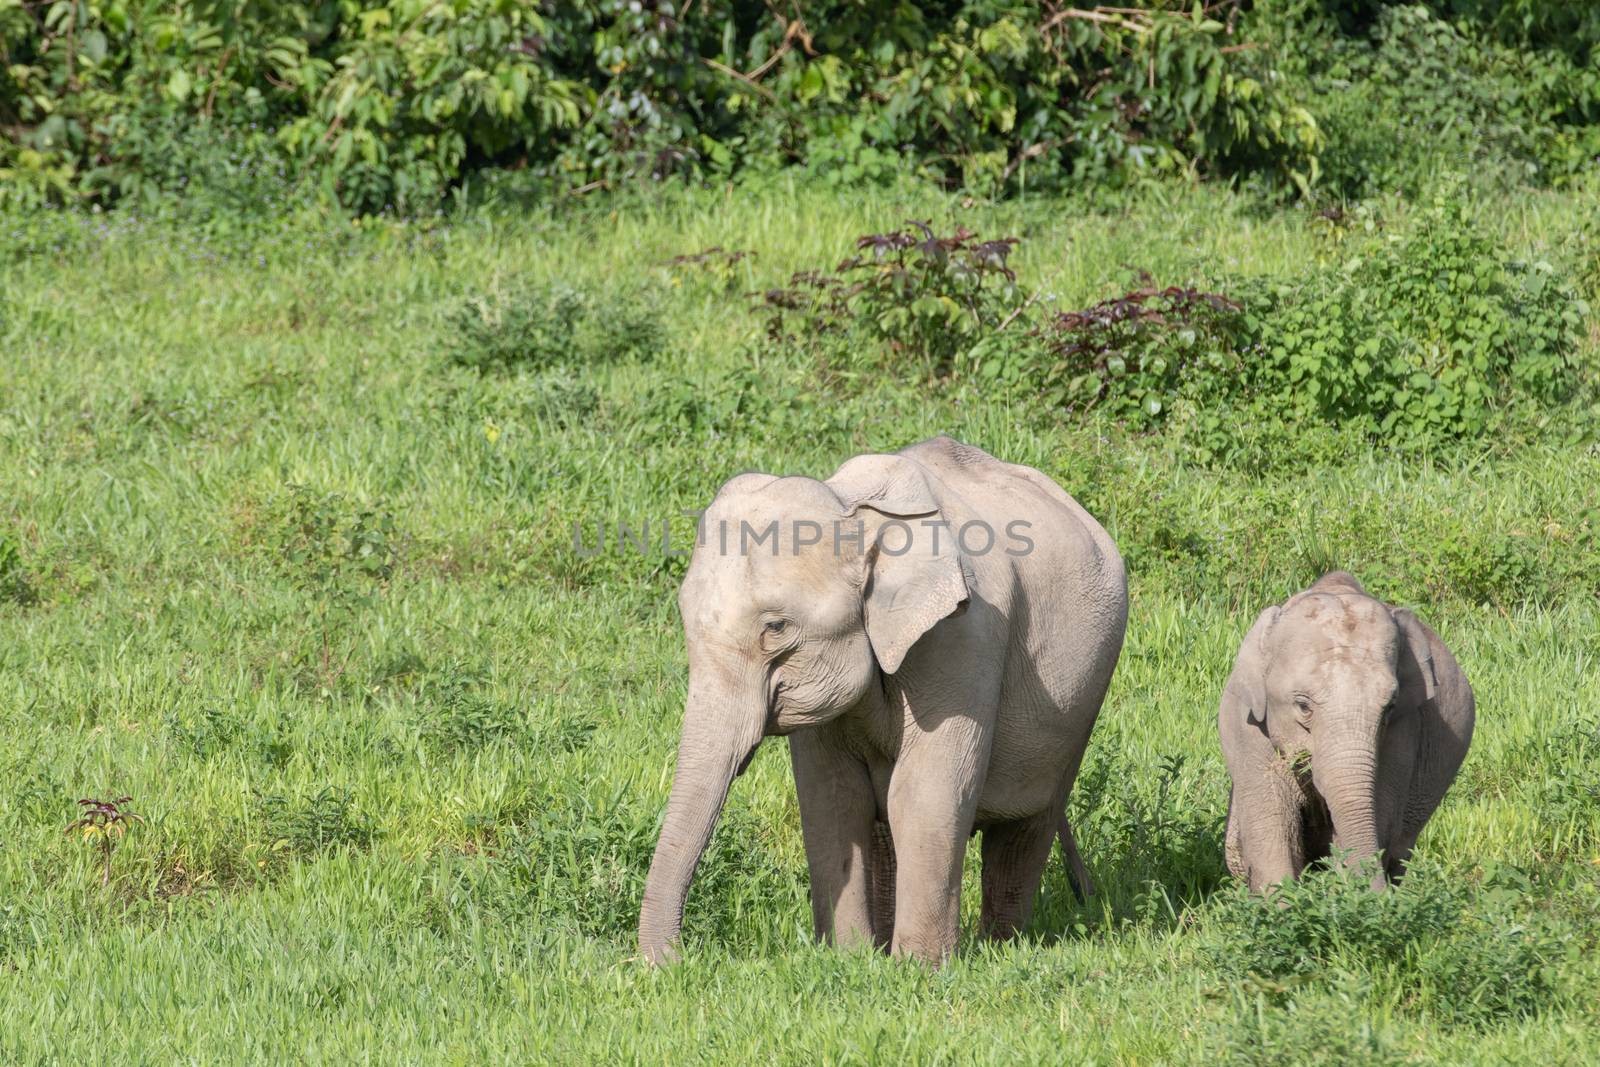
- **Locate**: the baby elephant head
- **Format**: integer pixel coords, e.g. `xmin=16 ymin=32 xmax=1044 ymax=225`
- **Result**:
xmin=1228 ymin=572 xmax=1438 ymax=888
xmin=637 ymin=455 xmax=972 ymax=963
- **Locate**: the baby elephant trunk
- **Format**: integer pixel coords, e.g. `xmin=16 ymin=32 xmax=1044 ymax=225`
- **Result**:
xmin=1312 ymin=714 xmax=1389 ymax=892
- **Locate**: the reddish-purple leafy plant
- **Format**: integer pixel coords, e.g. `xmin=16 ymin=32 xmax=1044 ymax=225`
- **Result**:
xmin=752 ymin=220 xmax=1025 ymax=370
xmin=66 ymin=796 xmax=144 ymax=886
xmin=1034 ymin=271 xmax=1244 ymax=421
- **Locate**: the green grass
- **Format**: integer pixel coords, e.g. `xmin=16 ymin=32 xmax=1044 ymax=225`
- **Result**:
xmin=2 ymin=177 xmax=1598 ymax=1064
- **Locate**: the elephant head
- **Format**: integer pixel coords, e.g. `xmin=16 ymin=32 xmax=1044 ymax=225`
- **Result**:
xmin=637 ymin=455 xmax=971 ymax=963
xmin=1225 ymin=572 xmax=1437 ymax=889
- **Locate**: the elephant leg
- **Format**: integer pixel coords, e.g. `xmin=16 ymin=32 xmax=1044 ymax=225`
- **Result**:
xmin=1383 ymin=826 xmax=1418 ymax=884
xmin=1384 ymin=845 xmax=1413 ymax=883
xmin=979 ymin=809 xmax=1058 ymax=940
xmin=789 ymin=730 xmax=879 ymax=949
xmin=884 ymin=744 xmax=986 ymax=965
xmin=1058 ymin=815 xmax=1094 ymax=902
xmin=869 ymin=821 xmax=896 ymax=950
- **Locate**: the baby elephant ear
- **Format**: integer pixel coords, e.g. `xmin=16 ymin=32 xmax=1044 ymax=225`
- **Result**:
xmin=1392 ymin=608 xmax=1439 ymax=704
xmin=1225 ymin=606 xmax=1280 ymax=729
xmin=827 ymin=453 xmax=970 ymax=675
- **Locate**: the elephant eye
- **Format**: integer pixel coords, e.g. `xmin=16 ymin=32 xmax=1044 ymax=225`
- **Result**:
xmin=764 ymin=619 xmax=787 ymax=635
xmin=1294 ymin=696 xmax=1312 ymax=721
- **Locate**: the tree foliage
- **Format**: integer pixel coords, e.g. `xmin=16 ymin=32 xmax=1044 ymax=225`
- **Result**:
xmin=1 ymin=1 xmax=1595 ymax=210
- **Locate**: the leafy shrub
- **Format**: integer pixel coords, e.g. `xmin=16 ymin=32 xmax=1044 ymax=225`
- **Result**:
xmin=445 ymin=282 xmax=665 ymax=372
xmin=756 ymin=221 xmax=1025 ymax=372
xmin=755 ymin=2 xmax=1322 ymax=197
xmin=993 ymin=187 xmax=1587 ymax=455
xmin=1238 ymin=188 xmax=1588 ymax=443
xmin=89 ymin=116 xmax=304 ymax=221
xmin=1433 ymin=529 xmax=1545 ymax=606
xmin=7 ymin=2 xmax=1598 ymax=210
xmin=266 ymin=485 xmax=400 ymax=688
xmin=1068 ymin=748 xmax=1229 ymax=920
xmin=0 ymin=2 xmax=587 ymax=213
xmin=447 ymin=284 xmax=585 ymax=371
xmin=1203 ymin=859 xmax=1457 ymax=983
xmin=1261 ymin=4 xmax=1600 ymax=198
xmin=1027 ymin=273 xmax=1244 ymax=425
xmin=255 ymin=786 xmax=378 ymax=860
xmin=1529 ymin=713 xmax=1600 ymax=859
xmin=414 ymin=670 xmax=524 ymax=756
xmin=1200 ymin=859 xmax=1577 ymax=1028
xmin=0 ymin=530 xmax=37 ymax=605
xmin=273 ymin=486 xmax=400 ymax=600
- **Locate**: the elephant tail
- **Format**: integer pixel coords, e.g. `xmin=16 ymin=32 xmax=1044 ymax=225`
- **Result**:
xmin=1058 ymin=816 xmax=1095 ymax=902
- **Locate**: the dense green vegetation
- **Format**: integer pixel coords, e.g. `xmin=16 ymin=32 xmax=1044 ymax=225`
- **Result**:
xmin=2 ymin=173 xmax=1598 ymax=1060
xmin=4 ymin=2 xmax=1598 ymax=211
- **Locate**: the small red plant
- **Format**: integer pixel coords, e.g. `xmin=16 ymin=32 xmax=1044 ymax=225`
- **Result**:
xmin=66 ymin=796 xmax=144 ymax=886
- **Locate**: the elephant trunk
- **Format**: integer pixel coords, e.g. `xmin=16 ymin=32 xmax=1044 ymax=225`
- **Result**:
xmin=638 ymin=680 xmax=766 ymax=964
xmin=1312 ymin=712 xmax=1388 ymax=891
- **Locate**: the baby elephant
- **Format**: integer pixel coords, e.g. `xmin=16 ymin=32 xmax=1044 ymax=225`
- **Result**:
xmin=1219 ymin=572 xmax=1474 ymax=891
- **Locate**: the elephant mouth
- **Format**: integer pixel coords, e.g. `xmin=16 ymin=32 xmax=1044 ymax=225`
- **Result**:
xmin=762 ymin=674 xmax=788 ymax=736
xmin=1287 ymin=748 xmax=1314 ymax=787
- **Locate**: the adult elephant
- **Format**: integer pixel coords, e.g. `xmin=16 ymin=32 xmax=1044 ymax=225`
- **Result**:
xmin=638 ymin=436 xmax=1128 ymax=966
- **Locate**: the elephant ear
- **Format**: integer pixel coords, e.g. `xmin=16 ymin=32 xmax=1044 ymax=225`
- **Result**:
xmin=1222 ymin=606 xmax=1280 ymax=732
xmin=827 ymin=453 xmax=971 ymax=675
xmin=1392 ymin=608 xmax=1438 ymax=706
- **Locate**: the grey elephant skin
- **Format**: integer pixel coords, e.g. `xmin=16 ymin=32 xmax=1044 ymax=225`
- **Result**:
xmin=1219 ymin=571 xmax=1475 ymax=892
xmin=637 ymin=436 xmax=1129 ymax=965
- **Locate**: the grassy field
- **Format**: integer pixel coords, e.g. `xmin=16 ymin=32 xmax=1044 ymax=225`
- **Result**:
xmin=2 ymin=178 xmax=1598 ymax=1064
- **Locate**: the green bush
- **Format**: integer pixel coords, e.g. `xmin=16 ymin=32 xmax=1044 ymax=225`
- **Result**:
xmin=1023 ymin=270 xmax=1245 ymax=427
xmin=415 ymin=680 xmax=523 ymax=756
xmin=1529 ymin=714 xmax=1600 ymax=860
xmin=1236 ymin=188 xmax=1587 ymax=443
xmin=0 ymin=531 xmax=37 ymax=605
xmin=1068 ymin=748 xmax=1229 ymax=920
xmin=756 ymin=221 xmax=1025 ymax=373
xmin=445 ymin=282 xmax=665 ymax=371
xmin=1200 ymin=859 xmax=1578 ymax=1028
xmin=1262 ymin=4 xmax=1600 ymax=198
xmin=0 ymin=1 xmax=587 ymax=213
xmin=996 ymin=186 xmax=1587 ymax=455
xmin=255 ymin=786 xmax=379 ymax=861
